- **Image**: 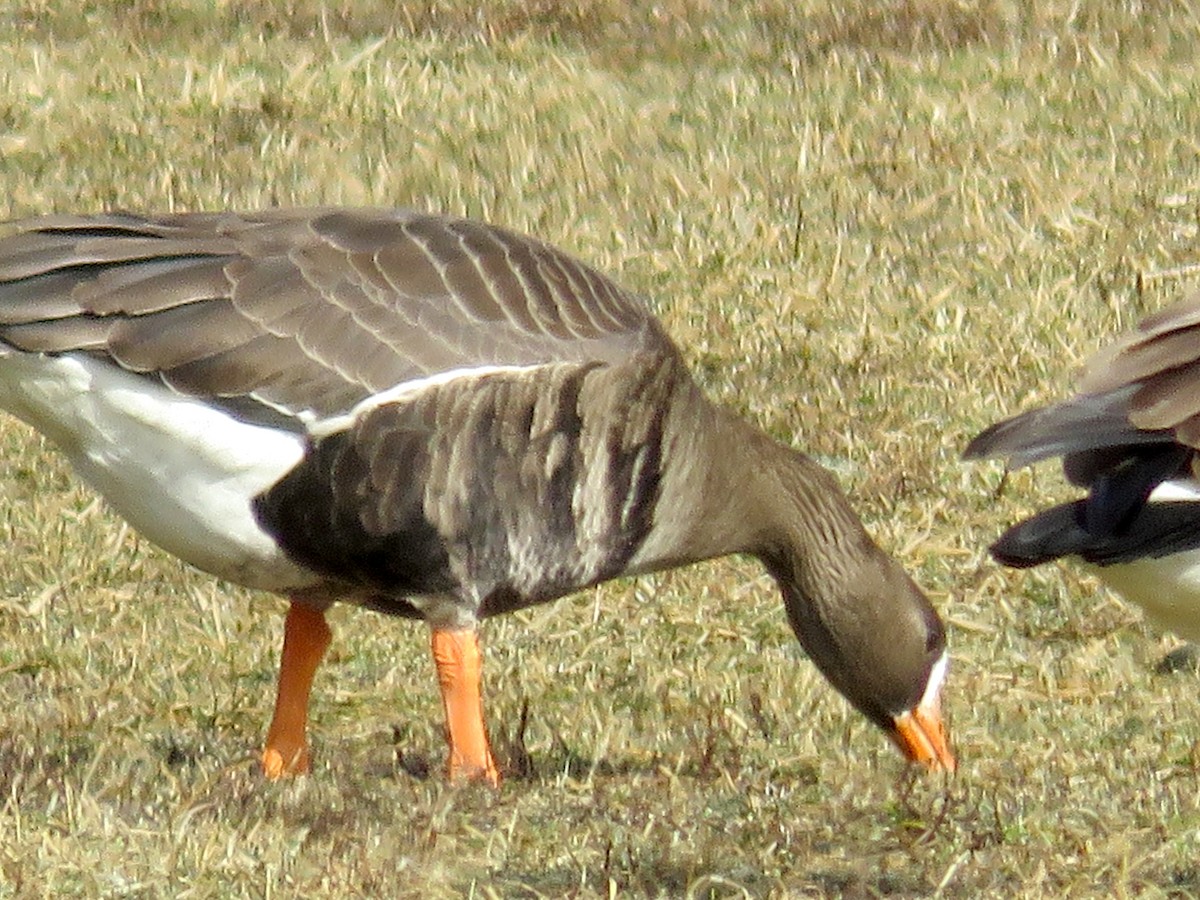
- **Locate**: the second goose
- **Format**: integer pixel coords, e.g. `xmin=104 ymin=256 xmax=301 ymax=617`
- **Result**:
xmin=966 ymin=293 xmax=1200 ymax=644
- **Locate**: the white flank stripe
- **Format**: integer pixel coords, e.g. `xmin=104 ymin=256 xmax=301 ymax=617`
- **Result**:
xmin=308 ymin=364 xmax=547 ymax=436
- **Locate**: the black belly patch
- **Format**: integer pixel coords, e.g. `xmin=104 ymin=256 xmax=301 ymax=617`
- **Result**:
xmin=253 ymin=411 xmax=456 ymax=597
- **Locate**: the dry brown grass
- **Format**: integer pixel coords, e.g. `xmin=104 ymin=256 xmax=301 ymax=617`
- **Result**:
xmin=4 ymin=1 xmax=1200 ymax=896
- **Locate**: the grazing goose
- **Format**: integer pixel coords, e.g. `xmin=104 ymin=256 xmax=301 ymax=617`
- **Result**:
xmin=0 ymin=207 xmax=955 ymax=783
xmin=965 ymin=295 xmax=1200 ymax=642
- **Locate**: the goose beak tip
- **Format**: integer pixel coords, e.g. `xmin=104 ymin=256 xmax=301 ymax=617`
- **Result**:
xmin=892 ymin=702 xmax=956 ymax=773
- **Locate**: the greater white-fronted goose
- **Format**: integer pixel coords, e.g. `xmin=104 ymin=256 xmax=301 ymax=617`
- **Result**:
xmin=0 ymin=208 xmax=955 ymax=783
xmin=965 ymin=295 xmax=1200 ymax=642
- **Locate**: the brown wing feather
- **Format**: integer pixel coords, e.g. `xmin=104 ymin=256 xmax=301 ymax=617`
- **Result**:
xmin=0 ymin=208 xmax=673 ymax=423
xmin=1081 ymin=326 xmax=1200 ymax=396
xmin=1076 ymin=294 xmax=1200 ymax=443
xmin=1128 ymin=361 xmax=1200 ymax=433
xmin=968 ymin=291 xmax=1200 ymax=471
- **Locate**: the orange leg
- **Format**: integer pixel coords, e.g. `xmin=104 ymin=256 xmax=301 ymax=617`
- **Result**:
xmin=262 ymin=602 xmax=332 ymax=779
xmin=431 ymin=627 xmax=500 ymax=786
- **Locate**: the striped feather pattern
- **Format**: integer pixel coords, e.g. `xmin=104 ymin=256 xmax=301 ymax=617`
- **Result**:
xmin=254 ymin=355 xmax=679 ymax=624
xmin=0 ymin=209 xmax=671 ymax=424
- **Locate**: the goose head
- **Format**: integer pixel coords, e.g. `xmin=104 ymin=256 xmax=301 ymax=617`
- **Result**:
xmin=770 ymin=546 xmax=952 ymax=769
xmin=725 ymin=432 xmax=956 ymax=771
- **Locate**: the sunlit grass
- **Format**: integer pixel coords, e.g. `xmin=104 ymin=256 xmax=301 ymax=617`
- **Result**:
xmin=4 ymin=1 xmax=1200 ymax=895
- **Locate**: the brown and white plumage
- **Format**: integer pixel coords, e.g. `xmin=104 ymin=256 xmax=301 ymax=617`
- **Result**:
xmin=966 ymin=294 xmax=1200 ymax=642
xmin=0 ymin=208 xmax=955 ymax=781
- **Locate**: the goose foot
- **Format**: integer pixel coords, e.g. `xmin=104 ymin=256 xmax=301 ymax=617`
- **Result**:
xmin=432 ymin=627 xmax=501 ymax=787
xmin=262 ymin=601 xmax=331 ymax=779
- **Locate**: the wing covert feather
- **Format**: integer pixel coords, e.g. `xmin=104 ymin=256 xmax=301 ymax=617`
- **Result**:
xmin=0 ymin=208 xmax=672 ymax=423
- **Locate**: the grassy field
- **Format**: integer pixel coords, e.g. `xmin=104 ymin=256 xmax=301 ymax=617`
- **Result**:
xmin=3 ymin=1 xmax=1200 ymax=896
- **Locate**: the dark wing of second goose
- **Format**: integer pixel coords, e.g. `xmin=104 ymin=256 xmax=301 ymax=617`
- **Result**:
xmin=0 ymin=208 xmax=674 ymax=425
xmin=965 ymin=293 xmax=1200 ymax=641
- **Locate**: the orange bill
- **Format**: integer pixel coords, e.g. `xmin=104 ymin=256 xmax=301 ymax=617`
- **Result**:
xmin=890 ymin=652 xmax=956 ymax=772
xmin=262 ymin=601 xmax=332 ymax=779
xmin=892 ymin=697 xmax=956 ymax=772
xmin=431 ymin=627 xmax=501 ymax=786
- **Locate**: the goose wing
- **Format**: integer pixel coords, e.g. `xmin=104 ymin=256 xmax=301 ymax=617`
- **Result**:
xmin=1079 ymin=294 xmax=1200 ymax=445
xmin=964 ymin=293 xmax=1200 ymax=473
xmin=0 ymin=208 xmax=674 ymax=426
xmin=965 ymin=293 xmax=1200 ymax=568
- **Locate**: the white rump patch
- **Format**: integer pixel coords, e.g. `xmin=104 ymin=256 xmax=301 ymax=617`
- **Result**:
xmin=1081 ymin=478 xmax=1200 ymax=642
xmin=1148 ymin=479 xmax=1200 ymax=503
xmin=1091 ymin=550 xmax=1200 ymax=644
xmin=0 ymin=351 xmax=318 ymax=590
